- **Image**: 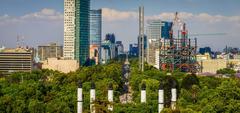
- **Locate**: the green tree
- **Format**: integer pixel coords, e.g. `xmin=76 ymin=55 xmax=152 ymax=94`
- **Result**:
xmin=181 ymin=74 xmax=199 ymax=90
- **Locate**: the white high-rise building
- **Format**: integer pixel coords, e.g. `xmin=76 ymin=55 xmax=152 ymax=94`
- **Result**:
xmin=64 ymin=0 xmax=75 ymax=60
xmin=146 ymin=20 xmax=164 ymax=66
xmin=63 ymin=0 xmax=90 ymax=66
xmin=155 ymin=49 xmax=160 ymax=69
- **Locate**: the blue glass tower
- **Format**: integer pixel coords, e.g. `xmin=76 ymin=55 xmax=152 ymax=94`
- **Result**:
xmin=161 ymin=21 xmax=173 ymax=39
xmin=90 ymin=9 xmax=102 ymax=64
xmin=90 ymin=9 xmax=102 ymax=46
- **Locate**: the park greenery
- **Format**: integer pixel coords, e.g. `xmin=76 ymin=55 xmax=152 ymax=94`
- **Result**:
xmin=0 ymin=58 xmax=240 ymax=113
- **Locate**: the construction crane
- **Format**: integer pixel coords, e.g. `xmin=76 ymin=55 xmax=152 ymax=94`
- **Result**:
xmin=17 ymin=35 xmax=25 ymax=48
xmin=188 ymin=33 xmax=227 ymax=37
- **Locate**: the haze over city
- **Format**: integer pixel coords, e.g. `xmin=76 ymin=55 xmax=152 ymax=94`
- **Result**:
xmin=0 ymin=0 xmax=240 ymax=51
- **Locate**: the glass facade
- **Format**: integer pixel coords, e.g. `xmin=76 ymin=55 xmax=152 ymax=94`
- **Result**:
xmin=105 ymin=33 xmax=116 ymax=44
xmin=90 ymin=9 xmax=102 ymax=64
xmin=75 ymin=0 xmax=90 ymax=65
xmin=90 ymin=9 xmax=102 ymax=46
xmin=161 ymin=21 xmax=173 ymax=39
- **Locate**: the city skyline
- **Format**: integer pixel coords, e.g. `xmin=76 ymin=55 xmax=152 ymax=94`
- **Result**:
xmin=0 ymin=0 xmax=240 ymax=51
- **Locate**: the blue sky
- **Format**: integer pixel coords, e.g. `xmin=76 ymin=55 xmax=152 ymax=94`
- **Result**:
xmin=0 ymin=0 xmax=240 ymax=51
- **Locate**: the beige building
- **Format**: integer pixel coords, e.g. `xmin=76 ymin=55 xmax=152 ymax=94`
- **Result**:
xmin=148 ymin=39 xmax=160 ymax=66
xmin=196 ymin=53 xmax=211 ymax=61
xmin=90 ymin=44 xmax=100 ymax=64
xmin=199 ymin=59 xmax=240 ymax=74
xmin=64 ymin=0 xmax=76 ymax=59
xmin=42 ymin=58 xmax=79 ymax=73
xmin=38 ymin=43 xmax=63 ymax=61
xmin=0 ymin=48 xmax=33 ymax=75
xmin=154 ymin=49 xmax=160 ymax=69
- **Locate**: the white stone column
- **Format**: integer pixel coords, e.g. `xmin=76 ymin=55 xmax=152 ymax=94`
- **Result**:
xmin=108 ymin=83 xmax=113 ymax=111
xmin=141 ymin=83 xmax=146 ymax=103
xmin=90 ymin=82 xmax=95 ymax=113
xmin=171 ymin=81 xmax=177 ymax=110
xmin=158 ymin=83 xmax=164 ymax=113
xmin=77 ymin=81 xmax=83 ymax=113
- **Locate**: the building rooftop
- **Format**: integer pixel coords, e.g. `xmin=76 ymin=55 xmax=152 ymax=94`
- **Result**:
xmin=0 ymin=47 xmax=32 ymax=53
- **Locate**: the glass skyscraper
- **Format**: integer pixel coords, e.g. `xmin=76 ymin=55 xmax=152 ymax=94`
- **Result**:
xmin=75 ymin=0 xmax=90 ymax=65
xmin=161 ymin=21 xmax=173 ymax=39
xmin=90 ymin=9 xmax=102 ymax=64
xmin=64 ymin=0 xmax=90 ymax=66
xmin=90 ymin=9 xmax=102 ymax=46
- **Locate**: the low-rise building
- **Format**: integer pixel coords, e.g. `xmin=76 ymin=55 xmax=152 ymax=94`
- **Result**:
xmin=0 ymin=48 xmax=33 ymax=75
xmin=38 ymin=43 xmax=63 ymax=61
xmin=196 ymin=53 xmax=211 ymax=61
xmin=42 ymin=58 xmax=79 ymax=73
xmin=199 ymin=59 xmax=240 ymax=74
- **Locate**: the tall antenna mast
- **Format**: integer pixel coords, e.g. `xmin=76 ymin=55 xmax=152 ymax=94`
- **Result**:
xmin=139 ymin=6 xmax=144 ymax=72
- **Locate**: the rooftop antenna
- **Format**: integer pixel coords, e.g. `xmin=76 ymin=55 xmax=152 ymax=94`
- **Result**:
xmin=17 ymin=35 xmax=25 ymax=48
xmin=17 ymin=35 xmax=20 ymax=48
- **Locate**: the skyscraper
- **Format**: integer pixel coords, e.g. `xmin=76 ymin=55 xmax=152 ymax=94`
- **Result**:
xmin=146 ymin=20 xmax=164 ymax=67
xmin=64 ymin=0 xmax=75 ymax=60
xmin=75 ymin=0 xmax=90 ymax=65
xmin=116 ymin=41 xmax=124 ymax=55
xmin=90 ymin=9 xmax=102 ymax=64
xmin=64 ymin=0 xmax=90 ymax=66
xmin=129 ymin=44 xmax=139 ymax=56
xmin=105 ymin=33 xmax=116 ymax=44
xmin=161 ymin=21 xmax=173 ymax=39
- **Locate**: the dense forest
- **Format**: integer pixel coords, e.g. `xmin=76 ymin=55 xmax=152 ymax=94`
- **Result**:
xmin=0 ymin=59 xmax=240 ymax=113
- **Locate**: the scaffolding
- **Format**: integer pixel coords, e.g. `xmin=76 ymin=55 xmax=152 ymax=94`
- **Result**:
xmin=159 ymin=14 xmax=200 ymax=73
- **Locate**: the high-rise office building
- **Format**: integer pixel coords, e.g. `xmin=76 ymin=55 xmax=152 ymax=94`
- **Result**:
xmin=64 ymin=0 xmax=75 ymax=60
xmin=38 ymin=43 xmax=63 ymax=61
xmin=64 ymin=0 xmax=90 ymax=65
xmin=101 ymin=40 xmax=115 ymax=64
xmin=116 ymin=41 xmax=124 ymax=55
xmin=147 ymin=20 xmax=163 ymax=40
xmin=105 ymin=33 xmax=116 ymax=44
xmin=161 ymin=21 xmax=173 ymax=39
xmin=199 ymin=47 xmax=212 ymax=55
xmin=75 ymin=0 xmax=90 ymax=65
xmin=146 ymin=20 xmax=164 ymax=66
xmin=90 ymin=9 xmax=102 ymax=64
xmin=90 ymin=9 xmax=102 ymax=46
xmin=129 ymin=44 xmax=139 ymax=56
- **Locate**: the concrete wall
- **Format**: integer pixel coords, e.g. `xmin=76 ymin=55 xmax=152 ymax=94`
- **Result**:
xmin=42 ymin=58 xmax=79 ymax=73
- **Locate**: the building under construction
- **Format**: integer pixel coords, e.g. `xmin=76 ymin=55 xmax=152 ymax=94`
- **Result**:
xmin=159 ymin=12 xmax=200 ymax=73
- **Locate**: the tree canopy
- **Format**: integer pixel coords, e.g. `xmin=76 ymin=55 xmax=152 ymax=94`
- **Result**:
xmin=0 ymin=58 xmax=240 ymax=112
